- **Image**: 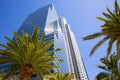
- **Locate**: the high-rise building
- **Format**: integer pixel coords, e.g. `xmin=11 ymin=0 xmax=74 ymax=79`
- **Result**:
xmin=1 ymin=4 xmax=88 ymax=80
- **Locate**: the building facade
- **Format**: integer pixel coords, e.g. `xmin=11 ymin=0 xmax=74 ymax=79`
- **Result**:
xmin=1 ymin=4 xmax=88 ymax=80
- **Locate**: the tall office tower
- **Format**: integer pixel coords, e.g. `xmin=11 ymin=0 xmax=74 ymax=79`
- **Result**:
xmin=16 ymin=4 xmax=88 ymax=80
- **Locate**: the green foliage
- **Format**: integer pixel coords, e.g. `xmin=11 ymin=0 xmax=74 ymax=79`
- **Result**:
xmin=43 ymin=72 xmax=74 ymax=80
xmin=0 ymin=73 xmax=19 ymax=80
xmin=95 ymin=54 xmax=120 ymax=80
xmin=0 ymin=27 xmax=62 ymax=80
xmin=83 ymin=0 xmax=120 ymax=58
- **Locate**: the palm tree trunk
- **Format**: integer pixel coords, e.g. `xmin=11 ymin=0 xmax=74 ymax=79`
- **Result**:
xmin=20 ymin=64 xmax=34 ymax=80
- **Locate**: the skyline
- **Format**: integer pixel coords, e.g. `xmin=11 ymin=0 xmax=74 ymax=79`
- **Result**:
xmin=0 ymin=0 xmax=120 ymax=80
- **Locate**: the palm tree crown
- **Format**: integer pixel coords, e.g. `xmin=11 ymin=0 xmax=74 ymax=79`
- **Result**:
xmin=95 ymin=54 xmax=120 ymax=80
xmin=0 ymin=27 xmax=61 ymax=80
xmin=83 ymin=0 xmax=120 ymax=58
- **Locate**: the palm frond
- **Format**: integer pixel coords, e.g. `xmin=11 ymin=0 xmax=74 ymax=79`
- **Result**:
xmin=34 ymin=67 xmax=51 ymax=79
xmin=110 ymin=55 xmax=117 ymax=66
xmin=106 ymin=38 xmax=117 ymax=58
xmin=4 ymin=36 xmax=19 ymax=51
xmin=102 ymin=12 xmax=113 ymax=20
xmin=96 ymin=65 xmax=109 ymax=72
xmin=89 ymin=36 xmax=110 ymax=56
xmin=0 ymin=50 xmax=18 ymax=59
xmin=13 ymin=31 xmax=23 ymax=50
xmin=45 ymin=48 xmax=61 ymax=56
xmin=3 ymin=64 xmax=20 ymax=80
xmin=22 ymin=31 xmax=29 ymax=44
xmin=115 ymin=0 xmax=120 ymax=14
xmin=32 ymin=27 xmax=40 ymax=44
xmin=106 ymin=7 xmax=116 ymax=19
xmin=0 ymin=58 xmax=15 ymax=64
xmin=35 ymin=32 xmax=45 ymax=48
xmin=96 ymin=17 xmax=110 ymax=22
xmin=83 ymin=32 xmax=103 ymax=40
xmin=95 ymin=72 xmax=111 ymax=80
xmin=37 ymin=64 xmax=59 ymax=69
xmin=0 ymin=43 xmax=9 ymax=49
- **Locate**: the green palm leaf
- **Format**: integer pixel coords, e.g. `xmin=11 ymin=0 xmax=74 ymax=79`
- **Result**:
xmin=3 ymin=64 xmax=20 ymax=80
xmin=43 ymin=72 xmax=73 ymax=80
xmin=95 ymin=72 xmax=112 ymax=80
xmin=83 ymin=32 xmax=103 ymax=40
xmin=115 ymin=0 xmax=120 ymax=14
xmin=90 ymin=36 xmax=109 ymax=56
xmin=96 ymin=17 xmax=110 ymax=22
xmin=106 ymin=38 xmax=117 ymax=58
xmin=95 ymin=54 xmax=120 ymax=79
xmin=31 ymin=27 xmax=40 ymax=44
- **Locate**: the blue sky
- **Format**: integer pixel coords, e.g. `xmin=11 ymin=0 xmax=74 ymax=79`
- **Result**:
xmin=0 ymin=0 xmax=119 ymax=80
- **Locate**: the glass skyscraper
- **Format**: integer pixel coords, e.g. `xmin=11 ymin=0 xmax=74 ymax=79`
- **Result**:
xmin=1 ymin=4 xmax=88 ymax=80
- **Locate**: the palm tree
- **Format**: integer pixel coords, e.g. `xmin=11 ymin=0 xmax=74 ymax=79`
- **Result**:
xmin=83 ymin=0 xmax=120 ymax=58
xmin=0 ymin=27 xmax=61 ymax=80
xmin=95 ymin=54 xmax=120 ymax=80
xmin=43 ymin=72 xmax=74 ymax=80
